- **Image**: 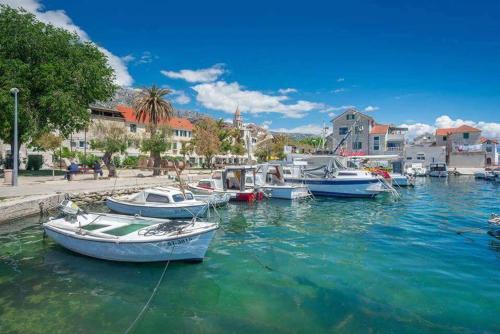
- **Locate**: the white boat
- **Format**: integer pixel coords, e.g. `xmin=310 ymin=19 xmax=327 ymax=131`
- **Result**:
xmin=390 ymin=173 xmax=415 ymax=187
xmin=43 ymin=201 xmax=218 ymax=262
xmin=106 ymin=187 xmax=208 ymax=219
xmin=193 ymin=193 xmax=231 ymax=207
xmin=283 ymin=156 xmax=386 ymax=198
xmin=474 ymin=169 xmax=492 ymax=179
xmin=188 ymin=167 xmax=265 ymax=202
xmin=246 ymin=164 xmax=311 ymax=200
xmin=428 ymin=163 xmax=448 ymax=177
xmin=405 ymin=163 xmax=427 ymax=177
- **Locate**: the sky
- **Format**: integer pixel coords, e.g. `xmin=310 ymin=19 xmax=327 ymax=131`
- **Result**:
xmin=2 ymin=0 xmax=500 ymax=139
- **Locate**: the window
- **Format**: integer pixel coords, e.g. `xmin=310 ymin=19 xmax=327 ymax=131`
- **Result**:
xmin=129 ymin=124 xmax=137 ymax=133
xmin=406 ymin=157 xmax=413 ymax=160
xmin=416 ymin=153 xmax=425 ymax=160
xmin=355 ymin=125 xmax=364 ymax=134
xmin=443 ymin=136 xmax=447 ymax=141
xmin=79 ymin=141 xmax=85 ymax=148
xmin=172 ymin=194 xmax=185 ymax=202
xmin=339 ymin=127 xmax=348 ymax=135
xmin=463 ymin=132 xmax=469 ymax=139
xmin=175 ymin=130 xmax=179 ymax=136
xmin=373 ymin=145 xmax=380 ymax=151
xmin=486 ymin=146 xmax=492 ymax=153
xmin=146 ymin=194 xmax=169 ymax=203
xmin=352 ymin=142 xmax=362 ymax=150
xmin=373 ymin=136 xmax=380 ymax=141
xmin=346 ymin=114 xmax=355 ymax=120
xmin=185 ymin=193 xmax=194 ymax=200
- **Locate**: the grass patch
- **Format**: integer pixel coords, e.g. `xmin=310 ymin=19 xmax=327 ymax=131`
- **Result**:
xmin=18 ymin=170 xmax=66 ymax=177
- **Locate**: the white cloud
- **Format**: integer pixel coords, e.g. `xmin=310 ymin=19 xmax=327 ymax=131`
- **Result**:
xmin=399 ymin=123 xmax=436 ymax=141
xmin=271 ymin=124 xmax=325 ymax=135
xmin=337 ymin=78 xmax=345 ymax=82
xmin=192 ymin=81 xmax=324 ymax=119
xmin=2 ymin=0 xmax=134 ymax=86
xmin=400 ymin=115 xmax=500 ymax=141
xmin=121 ymin=54 xmax=135 ymax=63
xmin=364 ymin=105 xmax=379 ymax=112
xmin=328 ymin=112 xmax=336 ymax=118
xmin=261 ymin=120 xmax=272 ymax=129
xmin=278 ymin=88 xmax=297 ymax=94
xmin=161 ymin=64 xmax=225 ymax=83
xmin=320 ymin=105 xmax=355 ymax=113
xmin=333 ymin=88 xmax=345 ymax=94
xmin=172 ymin=90 xmax=191 ymax=105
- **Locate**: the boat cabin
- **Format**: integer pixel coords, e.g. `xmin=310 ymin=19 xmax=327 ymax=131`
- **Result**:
xmin=429 ymin=163 xmax=447 ymax=172
xmin=127 ymin=187 xmax=196 ymax=204
xmin=221 ymin=166 xmax=256 ymax=191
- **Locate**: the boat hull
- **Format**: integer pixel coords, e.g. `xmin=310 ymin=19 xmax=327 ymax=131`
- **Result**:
xmin=261 ymin=185 xmax=310 ymax=200
xmin=106 ymin=198 xmax=208 ymax=219
xmin=285 ymin=178 xmax=382 ymax=197
xmin=44 ymin=226 xmax=217 ymax=262
xmin=429 ymin=171 xmax=448 ymax=177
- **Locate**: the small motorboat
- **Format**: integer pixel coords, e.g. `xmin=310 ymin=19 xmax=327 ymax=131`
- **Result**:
xmin=188 ymin=167 xmax=265 ymax=202
xmin=106 ymin=187 xmax=208 ymax=219
xmin=405 ymin=163 xmax=427 ymax=177
xmin=390 ymin=173 xmax=415 ymax=187
xmin=249 ymin=163 xmax=312 ymax=200
xmin=428 ymin=163 xmax=448 ymax=177
xmin=43 ymin=201 xmax=218 ymax=262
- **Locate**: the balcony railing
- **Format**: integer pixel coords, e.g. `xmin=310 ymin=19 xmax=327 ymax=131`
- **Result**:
xmin=386 ymin=133 xmax=405 ymax=142
xmin=386 ymin=146 xmax=403 ymax=152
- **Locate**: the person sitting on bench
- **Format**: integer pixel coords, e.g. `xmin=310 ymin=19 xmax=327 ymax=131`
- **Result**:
xmin=93 ymin=160 xmax=103 ymax=179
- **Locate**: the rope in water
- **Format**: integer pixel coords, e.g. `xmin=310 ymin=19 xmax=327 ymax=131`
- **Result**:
xmin=123 ymin=245 xmax=175 ymax=334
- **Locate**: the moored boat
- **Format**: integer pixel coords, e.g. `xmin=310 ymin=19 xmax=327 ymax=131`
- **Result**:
xmin=428 ymin=163 xmax=448 ymax=177
xmin=106 ymin=187 xmax=208 ymax=219
xmin=44 ymin=201 xmax=218 ymax=262
xmin=390 ymin=173 xmax=415 ymax=187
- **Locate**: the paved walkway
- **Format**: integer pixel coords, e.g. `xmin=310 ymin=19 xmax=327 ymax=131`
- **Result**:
xmin=0 ymin=169 xmax=210 ymax=199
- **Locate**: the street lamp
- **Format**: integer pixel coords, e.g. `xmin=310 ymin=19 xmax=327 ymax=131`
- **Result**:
xmin=10 ymin=88 xmax=19 ymax=187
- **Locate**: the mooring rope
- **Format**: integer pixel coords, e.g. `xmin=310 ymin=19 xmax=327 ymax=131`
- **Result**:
xmin=123 ymin=245 xmax=176 ymax=334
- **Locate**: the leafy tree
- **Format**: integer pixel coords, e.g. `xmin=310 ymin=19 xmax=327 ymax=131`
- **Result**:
xmin=32 ymin=132 xmax=63 ymax=176
xmin=90 ymin=122 xmax=130 ymax=177
xmin=133 ymin=86 xmax=175 ymax=175
xmin=216 ymin=119 xmax=246 ymax=157
xmin=255 ymin=134 xmax=289 ymax=161
xmin=191 ymin=118 xmax=220 ymax=168
xmin=0 ymin=6 xmax=116 ymax=168
xmin=140 ymin=125 xmax=172 ymax=165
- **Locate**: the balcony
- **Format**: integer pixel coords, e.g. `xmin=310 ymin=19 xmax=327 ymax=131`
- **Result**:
xmin=386 ymin=133 xmax=405 ymax=142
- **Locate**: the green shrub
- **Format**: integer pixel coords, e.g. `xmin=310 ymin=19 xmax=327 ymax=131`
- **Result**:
xmin=27 ymin=155 xmax=44 ymax=171
xmin=112 ymin=156 xmax=122 ymax=168
xmin=53 ymin=147 xmax=77 ymax=160
xmin=77 ymin=152 xmax=99 ymax=166
xmin=122 ymin=156 xmax=139 ymax=168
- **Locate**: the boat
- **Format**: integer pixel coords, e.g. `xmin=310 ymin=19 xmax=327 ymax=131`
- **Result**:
xmin=188 ymin=166 xmax=265 ymax=202
xmin=43 ymin=201 xmax=218 ymax=262
xmin=106 ymin=187 xmax=208 ymax=219
xmin=428 ymin=163 xmax=448 ymax=177
xmin=487 ymin=214 xmax=500 ymax=239
xmin=282 ymin=156 xmax=387 ymax=198
xmin=390 ymin=173 xmax=415 ymax=187
xmin=193 ymin=193 xmax=231 ymax=207
xmin=248 ymin=163 xmax=312 ymax=200
xmin=405 ymin=163 xmax=427 ymax=177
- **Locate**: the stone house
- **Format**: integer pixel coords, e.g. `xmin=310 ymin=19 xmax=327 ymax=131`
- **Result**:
xmin=481 ymin=137 xmax=499 ymax=166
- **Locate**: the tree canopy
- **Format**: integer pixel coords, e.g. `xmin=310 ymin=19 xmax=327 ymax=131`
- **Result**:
xmin=191 ymin=118 xmax=221 ymax=166
xmin=0 ymin=5 xmax=116 ymax=147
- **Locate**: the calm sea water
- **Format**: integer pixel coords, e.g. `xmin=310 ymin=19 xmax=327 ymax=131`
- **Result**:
xmin=0 ymin=177 xmax=499 ymax=334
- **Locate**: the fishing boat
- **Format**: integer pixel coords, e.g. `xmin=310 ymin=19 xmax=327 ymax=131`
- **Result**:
xmin=247 ymin=163 xmax=311 ymax=200
xmin=106 ymin=187 xmax=208 ymax=219
xmin=428 ymin=163 xmax=448 ymax=177
xmin=43 ymin=201 xmax=218 ymax=262
xmin=188 ymin=166 xmax=265 ymax=202
xmin=283 ymin=156 xmax=387 ymax=198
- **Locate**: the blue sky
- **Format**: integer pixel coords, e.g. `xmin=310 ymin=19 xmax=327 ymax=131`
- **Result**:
xmin=4 ymin=0 xmax=500 ymax=138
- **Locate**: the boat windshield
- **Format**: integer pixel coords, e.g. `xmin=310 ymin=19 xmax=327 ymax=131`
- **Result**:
xmin=146 ymin=194 xmax=169 ymax=203
xmin=184 ymin=193 xmax=194 ymax=200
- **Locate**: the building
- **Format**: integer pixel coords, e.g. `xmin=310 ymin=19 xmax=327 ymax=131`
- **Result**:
xmin=404 ymin=145 xmax=447 ymax=168
xmin=327 ymin=108 xmax=407 ymax=156
xmin=481 ymin=137 xmax=499 ymax=166
xmin=435 ymin=125 xmax=484 ymax=167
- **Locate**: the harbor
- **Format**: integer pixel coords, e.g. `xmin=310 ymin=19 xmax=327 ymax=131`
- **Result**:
xmin=0 ymin=176 xmax=499 ymax=333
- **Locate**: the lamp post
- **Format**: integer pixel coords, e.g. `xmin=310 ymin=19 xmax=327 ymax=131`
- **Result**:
xmin=10 ymin=88 xmax=19 ymax=187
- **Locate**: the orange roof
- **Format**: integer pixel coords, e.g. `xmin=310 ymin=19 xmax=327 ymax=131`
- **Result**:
xmin=435 ymin=124 xmax=480 ymax=136
xmin=370 ymin=124 xmax=389 ymax=135
xmin=116 ymin=105 xmax=193 ymax=131
xmin=480 ymin=137 xmax=498 ymax=144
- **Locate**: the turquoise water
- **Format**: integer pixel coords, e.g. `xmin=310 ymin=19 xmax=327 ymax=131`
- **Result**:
xmin=0 ymin=176 xmax=499 ymax=333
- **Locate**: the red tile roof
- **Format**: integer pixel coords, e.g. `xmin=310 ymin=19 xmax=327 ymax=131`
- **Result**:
xmin=116 ymin=104 xmax=193 ymax=131
xmin=370 ymin=124 xmax=389 ymax=135
xmin=435 ymin=124 xmax=480 ymax=136
xmin=480 ymin=137 xmax=498 ymax=144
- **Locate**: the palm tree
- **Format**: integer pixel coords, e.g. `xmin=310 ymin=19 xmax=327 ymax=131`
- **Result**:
xmin=133 ymin=86 xmax=175 ymax=175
